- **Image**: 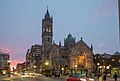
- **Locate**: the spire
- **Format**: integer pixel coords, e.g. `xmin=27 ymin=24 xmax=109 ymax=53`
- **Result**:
xmin=45 ymin=6 xmax=50 ymax=19
xmin=81 ymin=37 xmax=83 ymax=41
xmin=91 ymin=44 xmax=93 ymax=53
xmin=59 ymin=41 xmax=61 ymax=47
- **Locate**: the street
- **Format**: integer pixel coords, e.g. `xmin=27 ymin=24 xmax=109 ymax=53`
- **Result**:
xmin=0 ymin=75 xmax=65 ymax=81
xmin=1 ymin=75 xmax=120 ymax=81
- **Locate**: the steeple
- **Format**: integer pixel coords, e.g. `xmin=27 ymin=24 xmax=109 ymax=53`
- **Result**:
xmin=45 ymin=6 xmax=50 ymax=19
xmin=91 ymin=44 xmax=93 ymax=53
xmin=59 ymin=41 xmax=61 ymax=47
xmin=42 ymin=7 xmax=53 ymax=57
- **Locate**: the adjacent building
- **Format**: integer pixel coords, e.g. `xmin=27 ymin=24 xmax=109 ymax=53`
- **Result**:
xmin=0 ymin=51 xmax=10 ymax=74
xmin=16 ymin=62 xmax=26 ymax=73
xmin=110 ymin=51 xmax=120 ymax=76
xmin=94 ymin=51 xmax=120 ymax=76
xmin=26 ymin=44 xmax=42 ymax=73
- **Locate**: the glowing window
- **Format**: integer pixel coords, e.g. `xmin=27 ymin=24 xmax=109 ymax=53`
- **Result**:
xmin=112 ymin=59 xmax=115 ymax=61
xmin=119 ymin=60 xmax=120 ymax=63
xmin=95 ymin=57 xmax=96 ymax=59
xmin=46 ymin=28 xmax=49 ymax=32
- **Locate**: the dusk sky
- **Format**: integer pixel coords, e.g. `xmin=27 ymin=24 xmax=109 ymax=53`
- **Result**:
xmin=0 ymin=0 xmax=119 ymax=68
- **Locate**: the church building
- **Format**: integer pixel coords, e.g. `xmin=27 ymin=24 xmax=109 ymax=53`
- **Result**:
xmin=41 ymin=8 xmax=95 ymax=74
xmin=26 ymin=8 xmax=95 ymax=75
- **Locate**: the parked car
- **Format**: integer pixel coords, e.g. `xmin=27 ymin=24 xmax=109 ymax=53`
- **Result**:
xmin=53 ymin=70 xmax=60 ymax=77
xmin=44 ymin=69 xmax=53 ymax=77
xmin=65 ymin=73 xmax=94 ymax=81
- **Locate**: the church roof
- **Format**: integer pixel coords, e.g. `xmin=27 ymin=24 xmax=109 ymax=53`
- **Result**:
xmin=65 ymin=33 xmax=75 ymax=42
xmin=75 ymin=37 xmax=90 ymax=49
xmin=50 ymin=43 xmax=59 ymax=51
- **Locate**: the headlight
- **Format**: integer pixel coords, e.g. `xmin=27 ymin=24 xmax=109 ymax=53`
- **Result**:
xmin=79 ymin=78 xmax=86 ymax=81
xmin=89 ymin=78 xmax=94 ymax=81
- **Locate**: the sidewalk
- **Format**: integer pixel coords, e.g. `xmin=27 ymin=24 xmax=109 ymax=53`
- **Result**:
xmin=107 ymin=77 xmax=120 ymax=81
xmin=94 ymin=77 xmax=120 ymax=81
xmin=0 ymin=75 xmax=12 ymax=81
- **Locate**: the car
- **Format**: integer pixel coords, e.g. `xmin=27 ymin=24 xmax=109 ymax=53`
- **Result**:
xmin=53 ymin=70 xmax=60 ymax=77
xmin=65 ymin=73 xmax=94 ymax=81
xmin=44 ymin=69 xmax=53 ymax=77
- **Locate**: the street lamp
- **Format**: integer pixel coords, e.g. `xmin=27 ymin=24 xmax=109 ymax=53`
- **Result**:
xmin=7 ymin=60 xmax=11 ymax=77
xmin=61 ymin=67 xmax=64 ymax=76
xmin=45 ymin=61 xmax=49 ymax=66
xmin=34 ymin=65 xmax=36 ymax=73
xmin=97 ymin=63 xmax=100 ymax=72
xmin=34 ymin=65 xmax=36 ymax=68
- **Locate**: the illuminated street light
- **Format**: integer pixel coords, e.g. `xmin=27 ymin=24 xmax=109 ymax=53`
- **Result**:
xmin=7 ymin=60 xmax=11 ymax=63
xmin=34 ymin=65 xmax=36 ymax=68
xmin=97 ymin=63 xmax=100 ymax=66
xmin=7 ymin=60 xmax=11 ymax=77
xmin=75 ymin=64 xmax=77 ymax=68
xmin=45 ymin=61 xmax=49 ymax=65
xmin=106 ymin=66 xmax=110 ymax=69
xmin=61 ymin=67 xmax=64 ymax=71
xmin=103 ymin=66 xmax=106 ymax=68
xmin=99 ymin=66 xmax=102 ymax=68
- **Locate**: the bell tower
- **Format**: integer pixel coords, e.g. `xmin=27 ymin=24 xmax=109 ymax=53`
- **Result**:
xmin=42 ymin=7 xmax=53 ymax=59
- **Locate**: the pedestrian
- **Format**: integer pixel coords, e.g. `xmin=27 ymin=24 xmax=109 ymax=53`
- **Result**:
xmin=103 ymin=74 xmax=107 ymax=81
xmin=113 ymin=72 xmax=118 ymax=81
xmin=98 ymin=72 xmax=102 ymax=81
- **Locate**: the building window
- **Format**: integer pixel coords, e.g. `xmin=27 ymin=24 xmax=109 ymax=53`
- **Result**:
xmin=95 ymin=57 xmax=96 ymax=59
xmin=48 ymin=38 xmax=50 ymax=42
xmin=119 ymin=59 xmax=120 ymax=63
xmin=112 ymin=59 xmax=115 ymax=61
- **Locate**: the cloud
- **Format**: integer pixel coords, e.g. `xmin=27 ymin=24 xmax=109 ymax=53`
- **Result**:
xmin=0 ymin=46 xmax=25 ymax=56
xmin=0 ymin=46 xmax=25 ymax=68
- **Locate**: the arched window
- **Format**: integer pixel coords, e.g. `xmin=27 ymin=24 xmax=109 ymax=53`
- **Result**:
xmin=48 ymin=38 xmax=50 ymax=42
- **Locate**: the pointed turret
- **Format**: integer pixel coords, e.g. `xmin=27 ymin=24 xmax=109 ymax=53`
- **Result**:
xmin=59 ymin=41 xmax=61 ymax=47
xmin=64 ymin=33 xmax=75 ymax=49
xmin=91 ymin=44 xmax=93 ymax=53
xmin=81 ymin=37 xmax=83 ymax=41
xmin=45 ymin=6 xmax=50 ymax=19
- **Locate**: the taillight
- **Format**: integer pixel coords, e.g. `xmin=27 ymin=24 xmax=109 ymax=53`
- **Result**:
xmin=77 ymin=80 xmax=82 ymax=81
xmin=66 ymin=79 xmax=69 ymax=81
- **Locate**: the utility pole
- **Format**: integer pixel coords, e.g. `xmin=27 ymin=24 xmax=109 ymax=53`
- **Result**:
xmin=118 ymin=0 xmax=120 ymax=46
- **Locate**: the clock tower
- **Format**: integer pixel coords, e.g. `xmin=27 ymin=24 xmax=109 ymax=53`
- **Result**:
xmin=42 ymin=7 xmax=53 ymax=59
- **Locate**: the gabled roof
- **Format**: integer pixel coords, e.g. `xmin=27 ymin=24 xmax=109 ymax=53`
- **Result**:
xmin=75 ymin=37 xmax=90 ymax=49
xmin=95 ymin=53 xmax=112 ymax=59
xmin=50 ymin=43 xmax=59 ymax=51
xmin=114 ymin=51 xmax=120 ymax=55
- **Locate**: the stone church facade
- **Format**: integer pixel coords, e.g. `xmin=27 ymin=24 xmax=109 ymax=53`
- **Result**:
xmin=26 ymin=8 xmax=95 ymax=75
xmin=41 ymin=8 xmax=95 ymax=74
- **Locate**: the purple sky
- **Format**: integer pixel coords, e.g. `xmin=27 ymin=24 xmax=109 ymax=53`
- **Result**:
xmin=0 ymin=0 xmax=119 ymax=67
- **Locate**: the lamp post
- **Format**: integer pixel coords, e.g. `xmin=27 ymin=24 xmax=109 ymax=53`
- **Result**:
xmin=45 ymin=61 xmax=49 ymax=66
xmin=74 ymin=64 xmax=77 ymax=73
xmin=45 ymin=61 xmax=49 ymax=70
xmin=61 ymin=67 xmax=64 ymax=76
xmin=34 ymin=65 xmax=36 ymax=73
xmin=7 ymin=60 xmax=11 ymax=77
xmin=97 ymin=63 xmax=100 ymax=72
